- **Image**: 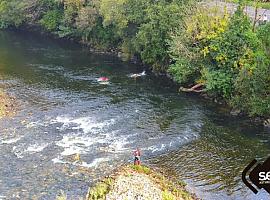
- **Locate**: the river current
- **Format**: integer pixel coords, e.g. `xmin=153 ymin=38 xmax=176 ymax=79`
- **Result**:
xmin=0 ymin=30 xmax=269 ymax=200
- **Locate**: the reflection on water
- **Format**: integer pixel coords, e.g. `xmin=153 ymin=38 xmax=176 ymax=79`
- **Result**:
xmin=149 ymin=120 xmax=270 ymax=200
xmin=0 ymin=30 xmax=270 ymax=199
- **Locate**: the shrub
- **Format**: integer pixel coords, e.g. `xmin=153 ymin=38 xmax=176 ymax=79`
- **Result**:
xmin=168 ymin=6 xmax=229 ymax=85
xmin=40 ymin=9 xmax=63 ymax=31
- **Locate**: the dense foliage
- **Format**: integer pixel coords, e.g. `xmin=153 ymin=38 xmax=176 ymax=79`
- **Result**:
xmin=169 ymin=3 xmax=270 ymax=117
xmin=0 ymin=0 xmax=269 ymax=118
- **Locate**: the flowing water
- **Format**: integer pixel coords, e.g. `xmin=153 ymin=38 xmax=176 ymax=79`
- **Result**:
xmin=0 ymin=30 xmax=269 ymax=200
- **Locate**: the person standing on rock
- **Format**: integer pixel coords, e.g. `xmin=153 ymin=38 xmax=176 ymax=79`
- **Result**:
xmin=133 ymin=148 xmax=141 ymax=165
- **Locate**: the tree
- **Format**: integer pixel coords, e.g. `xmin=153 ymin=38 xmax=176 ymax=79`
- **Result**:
xmin=0 ymin=0 xmax=26 ymax=28
xmin=168 ymin=6 xmax=229 ymax=86
xmin=205 ymin=5 xmax=260 ymax=96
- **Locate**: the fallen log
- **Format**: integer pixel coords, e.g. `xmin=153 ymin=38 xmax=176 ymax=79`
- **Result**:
xmin=179 ymin=83 xmax=204 ymax=93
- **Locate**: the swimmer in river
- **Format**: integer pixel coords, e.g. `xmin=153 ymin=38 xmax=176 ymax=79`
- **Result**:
xmin=129 ymin=70 xmax=146 ymax=78
xmin=97 ymin=77 xmax=109 ymax=82
xmin=97 ymin=77 xmax=110 ymax=84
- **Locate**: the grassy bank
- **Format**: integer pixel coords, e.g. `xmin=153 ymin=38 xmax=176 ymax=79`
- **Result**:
xmin=85 ymin=165 xmax=195 ymax=200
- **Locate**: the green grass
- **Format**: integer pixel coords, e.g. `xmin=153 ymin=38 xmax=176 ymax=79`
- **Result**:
xmin=130 ymin=165 xmax=151 ymax=174
xmin=86 ymin=178 xmax=113 ymax=200
xmin=162 ymin=190 xmax=176 ymax=200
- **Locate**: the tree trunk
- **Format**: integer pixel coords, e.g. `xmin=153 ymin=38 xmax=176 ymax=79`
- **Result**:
xmin=252 ymin=2 xmax=259 ymax=32
xmin=179 ymin=83 xmax=204 ymax=93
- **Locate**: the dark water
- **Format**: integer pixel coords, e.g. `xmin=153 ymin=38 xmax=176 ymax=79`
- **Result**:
xmin=0 ymin=30 xmax=269 ymax=200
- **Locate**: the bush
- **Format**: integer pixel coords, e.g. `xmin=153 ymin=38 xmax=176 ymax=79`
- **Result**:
xmin=40 ymin=9 xmax=63 ymax=31
xmin=257 ymin=22 xmax=270 ymax=56
xmin=0 ymin=0 xmax=25 ymax=28
xmin=168 ymin=3 xmax=270 ymax=117
xmin=87 ymin=178 xmax=113 ymax=200
xmin=232 ymin=58 xmax=270 ymax=117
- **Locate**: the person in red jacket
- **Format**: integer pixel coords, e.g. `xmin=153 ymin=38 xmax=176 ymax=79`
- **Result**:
xmin=133 ymin=148 xmax=141 ymax=165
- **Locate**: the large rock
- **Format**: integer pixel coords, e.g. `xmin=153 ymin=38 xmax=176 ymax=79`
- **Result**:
xmin=106 ymin=173 xmax=163 ymax=200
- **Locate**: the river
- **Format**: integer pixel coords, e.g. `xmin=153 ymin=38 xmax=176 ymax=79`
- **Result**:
xmin=0 ymin=30 xmax=269 ymax=200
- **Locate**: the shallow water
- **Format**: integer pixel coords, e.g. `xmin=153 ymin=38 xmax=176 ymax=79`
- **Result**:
xmin=0 ymin=30 xmax=269 ymax=200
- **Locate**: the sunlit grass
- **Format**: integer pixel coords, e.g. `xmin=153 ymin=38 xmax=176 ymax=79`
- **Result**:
xmin=86 ymin=178 xmax=113 ymax=200
xmin=130 ymin=164 xmax=151 ymax=174
xmin=162 ymin=190 xmax=176 ymax=200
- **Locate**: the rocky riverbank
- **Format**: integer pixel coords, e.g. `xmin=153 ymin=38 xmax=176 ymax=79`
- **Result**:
xmin=0 ymin=88 xmax=16 ymax=118
xmin=86 ymin=165 xmax=196 ymax=200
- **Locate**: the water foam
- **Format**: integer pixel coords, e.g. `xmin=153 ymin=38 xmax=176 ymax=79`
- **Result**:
xmin=12 ymin=143 xmax=49 ymax=158
xmin=55 ymin=133 xmax=108 ymax=156
xmin=12 ymin=146 xmax=24 ymax=158
xmin=52 ymin=116 xmax=115 ymax=133
xmin=55 ymin=131 xmax=131 ymax=156
xmin=83 ymin=157 xmax=110 ymax=168
xmin=26 ymin=143 xmax=49 ymax=152
xmin=107 ymin=137 xmax=129 ymax=153
xmin=52 ymin=157 xmax=67 ymax=164
xmin=147 ymin=143 xmax=167 ymax=153
xmin=0 ymin=195 xmax=6 ymax=200
xmin=1 ymin=137 xmax=22 ymax=144
xmin=52 ymin=156 xmax=110 ymax=168
xmin=53 ymin=116 xmax=119 ymax=156
xmin=33 ymin=64 xmax=64 ymax=71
